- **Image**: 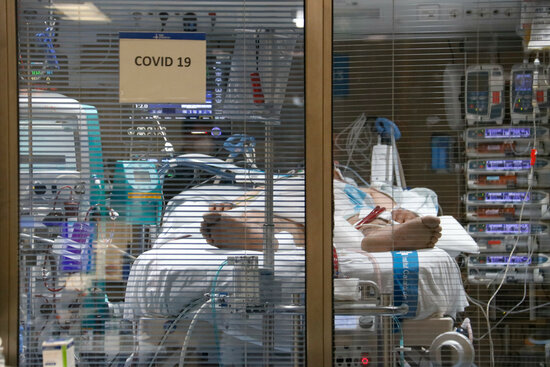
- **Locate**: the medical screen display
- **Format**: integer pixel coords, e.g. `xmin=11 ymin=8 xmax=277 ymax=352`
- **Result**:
xmin=485 ymin=127 xmax=531 ymax=139
xmin=486 ymin=159 xmax=531 ymax=170
xmin=514 ymin=72 xmax=533 ymax=92
xmin=486 ymin=255 xmax=531 ymax=265
xmin=133 ymin=170 xmax=151 ymax=183
xmin=485 ymin=192 xmax=530 ymax=202
xmin=469 ymin=72 xmax=489 ymax=92
xmin=486 ymin=223 xmax=531 ymax=234
xmin=137 ymin=91 xmax=213 ymax=116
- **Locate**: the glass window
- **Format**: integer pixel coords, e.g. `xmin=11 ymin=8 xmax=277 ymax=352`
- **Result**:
xmin=333 ymin=1 xmax=549 ymax=366
xmin=17 ymin=1 xmax=305 ymax=365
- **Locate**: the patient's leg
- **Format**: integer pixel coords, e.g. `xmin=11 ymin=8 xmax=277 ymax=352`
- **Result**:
xmin=361 ymin=216 xmax=441 ymax=252
xmin=201 ymin=204 xmax=304 ymax=251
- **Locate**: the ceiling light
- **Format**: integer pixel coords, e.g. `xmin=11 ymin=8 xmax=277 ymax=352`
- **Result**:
xmin=53 ymin=2 xmax=111 ymax=22
xmin=293 ymin=10 xmax=304 ymax=29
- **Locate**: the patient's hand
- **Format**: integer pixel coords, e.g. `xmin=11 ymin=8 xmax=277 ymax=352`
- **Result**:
xmin=391 ymin=209 xmax=418 ymax=223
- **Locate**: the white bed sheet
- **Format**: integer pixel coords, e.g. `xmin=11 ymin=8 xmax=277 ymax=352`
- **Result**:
xmin=124 ymin=185 xmax=468 ymax=321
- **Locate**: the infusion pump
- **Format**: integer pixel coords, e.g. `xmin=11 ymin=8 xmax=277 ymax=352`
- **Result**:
xmin=510 ymin=63 xmax=549 ymax=124
xmin=467 ymin=253 xmax=550 ymax=285
xmin=464 ymin=190 xmax=550 ymax=221
xmin=466 ymin=158 xmax=550 ymax=189
xmin=465 ymin=65 xmax=505 ymax=125
xmin=467 ymin=222 xmax=550 ymax=253
xmin=464 ymin=126 xmax=549 ymax=158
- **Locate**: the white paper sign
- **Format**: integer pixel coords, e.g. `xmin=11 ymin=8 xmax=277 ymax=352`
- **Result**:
xmin=119 ymin=32 xmax=206 ymax=103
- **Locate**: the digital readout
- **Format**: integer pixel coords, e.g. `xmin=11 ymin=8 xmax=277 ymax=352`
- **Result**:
xmin=486 ymin=223 xmax=530 ymax=234
xmin=484 ymin=127 xmax=531 ymax=139
xmin=487 ymin=255 xmax=531 ymax=265
xmin=485 ymin=192 xmax=530 ymax=202
xmin=486 ymin=160 xmax=531 ymax=170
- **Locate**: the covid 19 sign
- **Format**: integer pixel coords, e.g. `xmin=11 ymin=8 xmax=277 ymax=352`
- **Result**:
xmin=119 ymin=32 xmax=206 ymax=103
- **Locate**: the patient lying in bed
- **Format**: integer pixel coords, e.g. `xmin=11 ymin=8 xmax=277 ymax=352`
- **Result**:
xmin=124 ymin=174 xmax=470 ymax=327
xmin=200 ymin=174 xmax=442 ymax=252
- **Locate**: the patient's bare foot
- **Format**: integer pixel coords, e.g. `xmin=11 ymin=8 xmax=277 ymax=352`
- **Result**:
xmin=361 ymin=216 xmax=441 ymax=252
xmin=201 ymin=204 xmax=305 ymax=250
xmin=201 ymin=205 xmax=265 ymax=251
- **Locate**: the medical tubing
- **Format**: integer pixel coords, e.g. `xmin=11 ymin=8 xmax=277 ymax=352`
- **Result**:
xmin=334 ymin=113 xmax=374 ymax=173
xmin=178 ymin=299 xmax=212 ymax=367
xmin=471 ymin=244 xmax=534 ymax=341
xmin=211 ymin=260 xmax=228 ymax=366
xmin=147 ymin=296 xmax=208 ymax=367
xmin=334 ymin=163 xmax=370 ymax=187
xmin=392 ymin=316 xmax=405 ymax=366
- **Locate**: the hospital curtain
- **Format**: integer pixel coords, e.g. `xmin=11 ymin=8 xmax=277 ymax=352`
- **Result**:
xmin=332 ymin=1 xmax=550 ymax=366
xmin=16 ymin=0 xmax=306 ymax=366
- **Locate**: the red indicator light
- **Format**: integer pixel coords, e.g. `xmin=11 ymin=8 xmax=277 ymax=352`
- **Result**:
xmin=361 ymin=357 xmax=369 ymax=365
xmin=537 ymin=90 xmax=545 ymax=103
xmin=488 ymin=240 xmax=501 ymax=245
xmin=492 ymin=91 xmax=500 ymax=104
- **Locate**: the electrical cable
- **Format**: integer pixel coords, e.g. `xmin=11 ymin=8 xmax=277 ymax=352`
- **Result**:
xmin=147 ymin=296 xmax=208 ymax=367
xmin=178 ymin=299 xmax=212 ymax=367
xmin=334 ymin=163 xmax=370 ymax=187
xmin=211 ymin=260 xmax=228 ymax=366
xmin=484 ymin=63 xmax=540 ymax=366
xmin=334 ymin=113 xmax=375 ymax=174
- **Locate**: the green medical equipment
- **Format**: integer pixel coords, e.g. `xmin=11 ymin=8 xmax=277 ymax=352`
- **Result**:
xmin=111 ymin=161 xmax=162 ymax=225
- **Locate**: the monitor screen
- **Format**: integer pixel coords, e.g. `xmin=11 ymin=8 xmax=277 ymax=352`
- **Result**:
xmin=514 ymin=72 xmax=533 ymax=92
xmin=135 ymin=91 xmax=213 ymax=117
xmin=486 ymin=159 xmax=531 ymax=170
xmin=485 ymin=192 xmax=530 ymax=202
xmin=486 ymin=255 xmax=531 ymax=265
xmin=468 ymin=72 xmax=489 ymax=92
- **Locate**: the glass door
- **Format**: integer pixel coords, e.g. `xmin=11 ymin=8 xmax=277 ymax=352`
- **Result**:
xmin=17 ymin=1 xmax=306 ymax=365
xmin=332 ymin=1 xmax=550 ymax=366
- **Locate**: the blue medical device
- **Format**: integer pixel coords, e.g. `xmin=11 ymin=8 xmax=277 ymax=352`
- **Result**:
xmin=111 ymin=161 xmax=162 ymax=225
xmin=375 ymin=117 xmax=401 ymax=142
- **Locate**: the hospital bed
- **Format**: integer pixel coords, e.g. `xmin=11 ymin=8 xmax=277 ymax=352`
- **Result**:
xmin=122 ymin=157 xmax=478 ymax=366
